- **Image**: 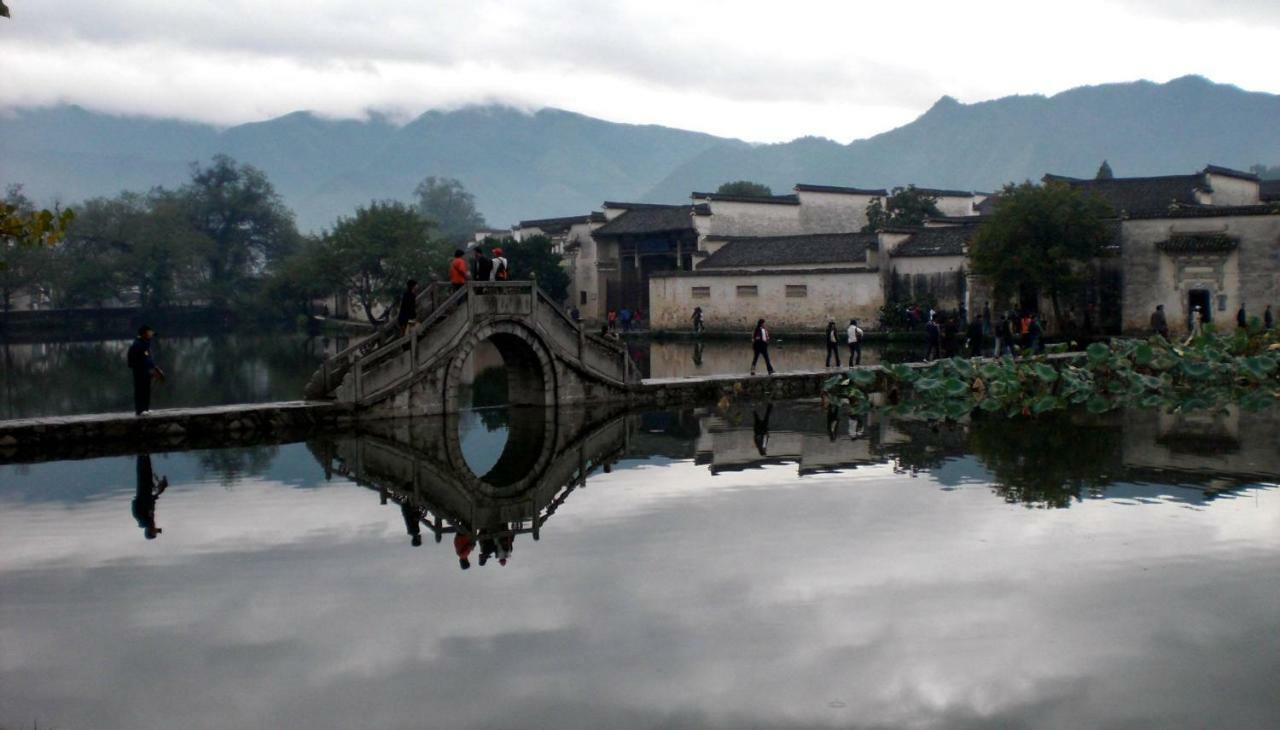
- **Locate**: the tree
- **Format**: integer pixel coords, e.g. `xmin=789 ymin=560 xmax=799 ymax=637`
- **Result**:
xmin=969 ymin=180 xmax=1115 ymax=330
xmin=413 ymin=176 xmax=487 ymax=244
xmin=862 ymin=185 xmax=942 ymax=231
xmin=0 ymin=185 xmax=72 ymax=312
xmin=715 ymin=180 xmax=773 ymax=197
xmin=489 ymin=234 xmax=571 ymax=303
xmin=1095 ymin=160 xmax=1115 ymax=180
xmin=1249 ymin=163 xmax=1280 ymax=180
xmin=177 ymin=155 xmax=299 ymax=307
xmin=318 ymin=201 xmax=448 ymax=324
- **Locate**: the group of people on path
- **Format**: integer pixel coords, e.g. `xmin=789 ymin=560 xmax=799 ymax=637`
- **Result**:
xmin=606 ymin=306 xmax=643 ymax=333
xmin=825 ymin=317 xmax=866 ymax=367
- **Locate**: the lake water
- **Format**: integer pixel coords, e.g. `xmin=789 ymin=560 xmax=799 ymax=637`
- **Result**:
xmin=1 ymin=400 xmax=1277 ymax=729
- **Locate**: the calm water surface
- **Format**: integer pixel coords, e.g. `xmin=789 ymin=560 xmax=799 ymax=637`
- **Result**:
xmin=2 ymin=400 xmax=1277 ymax=729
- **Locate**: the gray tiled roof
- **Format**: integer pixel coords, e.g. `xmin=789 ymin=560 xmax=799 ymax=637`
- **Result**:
xmin=794 ymin=183 xmax=887 ymax=196
xmin=592 ymin=205 xmax=695 ymax=236
xmin=1202 ymin=164 xmax=1260 ymax=181
xmin=691 ymin=193 xmax=801 ymax=205
xmin=892 ymin=226 xmax=973 ymax=257
xmin=911 ymin=187 xmax=973 ymax=198
xmin=698 ymin=232 xmax=875 ymax=268
xmin=516 ymin=213 xmax=605 ymax=234
xmin=1044 ymin=173 xmax=1207 ymax=215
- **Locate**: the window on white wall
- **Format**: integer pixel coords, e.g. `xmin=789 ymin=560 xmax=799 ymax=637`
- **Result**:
xmin=785 ymin=284 xmax=808 ymax=298
xmin=691 ymin=286 xmax=711 ymax=299
xmin=736 ymin=285 xmax=758 ymax=297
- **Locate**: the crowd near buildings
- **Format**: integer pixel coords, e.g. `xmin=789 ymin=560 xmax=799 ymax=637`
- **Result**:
xmin=486 ymin=166 xmax=1280 ymax=337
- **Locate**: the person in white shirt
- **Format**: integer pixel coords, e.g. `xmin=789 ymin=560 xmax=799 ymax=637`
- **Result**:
xmin=846 ymin=319 xmax=864 ymax=365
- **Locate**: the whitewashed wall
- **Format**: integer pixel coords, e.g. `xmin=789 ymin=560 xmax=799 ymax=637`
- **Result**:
xmin=649 ymin=270 xmax=884 ymax=332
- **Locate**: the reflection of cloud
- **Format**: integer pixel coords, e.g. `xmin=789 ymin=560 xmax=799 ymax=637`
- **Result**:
xmin=2 ymin=446 xmax=1279 ymax=728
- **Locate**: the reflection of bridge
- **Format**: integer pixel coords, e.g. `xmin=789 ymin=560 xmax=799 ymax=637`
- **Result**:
xmin=305 ymin=282 xmax=638 ymax=416
xmin=308 ymin=406 xmax=628 ymax=547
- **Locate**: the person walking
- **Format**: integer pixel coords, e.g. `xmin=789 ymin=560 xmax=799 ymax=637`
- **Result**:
xmin=1150 ymin=304 xmax=1169 ymax=340
xmin=607 ymin=309 xmax=618 ymax=333
xmin=448 ymin=249 xmax=469 ymax=291
xmin=750 ymin=318 xmax=775 ymax=375
xmin=396 ymin=279 xmax=419 ymax=336
xmin=825 ymin=317 xmax=841 ymax=367
xmin=1185 ymin=306 xmax=1205 ymax=344
xmin=692 ymin=306 xmax=704 ymax=335
xmin=1265 ymin=304 xmax=1274 ymax=330
xmin=847 ymin=318 xmax=864 ymax=366
xmin=966 ymin=316 xmax=984 ymax=357
xmin=1002 ymin=313 xmax=1018 ymax=356
xmin=924 ymin=318 xmax=941 ymax=361
xmin=942 ymin=317 xmax=959 ymax=358
xmin=620 ymin=306 xmax=632 ymax=332
xmin=1028 ymin=314 xmax=1044 ymax=354
xmin=127 ymin=325 xmax=165 ymax=416
xmin=1237 ymin=302 xmax=1248 ymax=329
xmin=491 ymin=247 xmax=509 ymax=281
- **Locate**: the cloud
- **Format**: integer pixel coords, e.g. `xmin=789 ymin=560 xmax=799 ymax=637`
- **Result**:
xmin=2 ymin=1 xmax=1280 ymax=143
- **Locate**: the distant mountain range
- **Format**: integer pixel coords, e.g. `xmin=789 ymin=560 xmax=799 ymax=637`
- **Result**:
xmin=2 ymin=75 xmax=1278 ymax=232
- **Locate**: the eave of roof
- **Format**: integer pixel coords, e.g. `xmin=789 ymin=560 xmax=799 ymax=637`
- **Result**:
xmin=911 ymin=187 xmax=973 ymax=198
xmin=651 ymin=266 xmax=878 ymax=279
xmin=690 ymin=192 xmax=801 ymax=206
xmin=794 ymin=183 xmax=887 ymax=196
xmin=1124 ymin=204 xmax=1280 ymax=220
xmin=1202 ymin=164 xmax=1260 ymax=182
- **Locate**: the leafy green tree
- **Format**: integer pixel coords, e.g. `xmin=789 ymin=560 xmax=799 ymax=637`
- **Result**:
xmin=862 ymin=185 xmax=942 ymax=231
xmin=715 ymin=180 xmax=773 ymax=197
xmin=318 ymin=201 xmax=447 ymax=324
xmin=969 ymin=180 xmax=1115 ymax=330
xmin=413 ymin=176 xmax=487 ymax=244
xmin=490 ymin=234 xmax=571 ymax=303
xmin=1 ymin=185 xmax=69 ymax=312
xmin=1249 ymin=163 xmax=1280 ymax=180
xmin=1095 ymin=160 xmax=1114 ymax=180
xmin=176 ymin=155 xmax=299 ymax=307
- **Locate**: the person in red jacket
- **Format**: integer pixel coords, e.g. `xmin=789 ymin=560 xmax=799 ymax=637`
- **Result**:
xmin=448 ymin=249 xmax=469 ymax=291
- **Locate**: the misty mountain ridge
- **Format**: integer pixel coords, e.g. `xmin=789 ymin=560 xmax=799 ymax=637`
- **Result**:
xmin=2 ymin=75 xmax=1277 ymax=232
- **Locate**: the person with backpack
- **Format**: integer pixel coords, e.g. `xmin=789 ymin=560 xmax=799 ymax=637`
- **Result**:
xmin=846 ymin=319 xmax=864 ymax=366
xmin=750 ymin=318 xmax=775 ymax=376
xmin=825 ymin=317 xmax=841 ymax=367
xmin=491 ymin=247 xmax=509 ymax=281
xmin=127 ymin=325 xmax=166 ymax=415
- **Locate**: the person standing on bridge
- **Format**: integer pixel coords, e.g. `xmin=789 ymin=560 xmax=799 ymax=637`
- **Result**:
xmin=847 ymin=318 xmax=864 ymax=366
xmin=825 ymin=317 xmax=841 ymax=368
xmin=750 ymin=318 xmax=775 ymax=376
xmin=491 ymin=247 xmax=509 ymax=281
xmin=471 ymin=247 xmax=493 ymax=283
xmin=397 ymin=279 xmax=419 ymax=336
xmin=449 ymin=249 xmax=469 ymax=292
xmin=127 ymin=325 xmax=165 ymax=416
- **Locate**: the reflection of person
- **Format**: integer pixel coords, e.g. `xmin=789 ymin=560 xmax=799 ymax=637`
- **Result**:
xmin=848 ymin=412 xmax=866 ymax=440
xmin=132 ymin=453 xmax=169 ymax=540
xmin=826 ymin=404 xmax=839 ymax=442
xmin=454 ymin=530 xmax=475 ymax=570
xmin=752 ymin=403 xmax=772 ymax=456
xmin=401 ymin=502 xmax=423 ymax=547
xmin=126 ymin=325 xmax=165 ymax=416
xmin=692 ymin=341 xmax=704 ymax=368
xmin=497 ymin=526 xmax=514 ymax=566
xmin=479 ymin=532 xmax=498 ymax=566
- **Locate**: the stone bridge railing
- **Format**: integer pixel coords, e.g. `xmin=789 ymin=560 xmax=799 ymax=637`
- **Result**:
xmin=306 ymin=281 xmax=636 ymax=414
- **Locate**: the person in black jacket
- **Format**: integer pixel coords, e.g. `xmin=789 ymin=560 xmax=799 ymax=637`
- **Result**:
xmin=471 ymin=247 xmax=493 ymax=282
xmin=126 ymin=325 xmax=164 ymax=415
xmin=397 ymin=279 xmax=419 ymax=335
xmin=824 ymin=317 xmax=841 ymax=367
xmin=750 ymin=319 xmax=775 ymax=375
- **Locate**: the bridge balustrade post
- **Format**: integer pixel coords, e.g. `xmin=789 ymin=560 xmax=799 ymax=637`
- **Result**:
xmin=354 ymin=359 xmax=364 ymax=401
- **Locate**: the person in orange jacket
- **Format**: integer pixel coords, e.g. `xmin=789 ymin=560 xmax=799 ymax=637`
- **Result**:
xmin=448 ymin=249 xmax=469 ymax=291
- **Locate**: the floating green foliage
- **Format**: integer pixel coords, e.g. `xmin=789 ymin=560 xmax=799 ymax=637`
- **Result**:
xmin=824 ymin=325 xmax=1280 ymax=421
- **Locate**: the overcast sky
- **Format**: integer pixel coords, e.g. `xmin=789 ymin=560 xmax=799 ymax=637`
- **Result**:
xmin=4 ymin=0 xmax=1280 ymax=143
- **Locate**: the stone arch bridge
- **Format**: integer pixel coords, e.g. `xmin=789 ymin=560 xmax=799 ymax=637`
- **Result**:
xmin=305 ymin=281 xmax=637 ymax=416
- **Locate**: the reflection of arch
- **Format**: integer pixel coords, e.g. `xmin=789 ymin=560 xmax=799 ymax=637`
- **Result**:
xmin=445 ymin=407 xmax=556 ymax=495
xmin=444 ymin=320 xmax=558 ymax=415
xmin=308 ymin=406 xmax=628 ymax=545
